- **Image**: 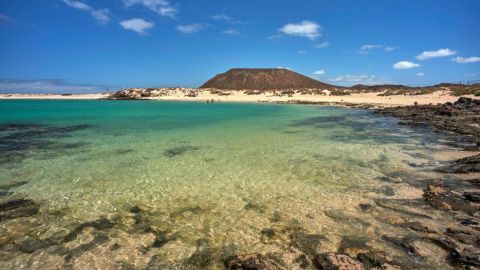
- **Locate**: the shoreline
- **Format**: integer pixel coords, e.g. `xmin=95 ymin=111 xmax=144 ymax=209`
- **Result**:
xmin=2 ymin=91 xmax=478 ymax=107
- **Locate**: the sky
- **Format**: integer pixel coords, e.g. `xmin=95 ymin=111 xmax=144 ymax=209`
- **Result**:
xmin=0 ymin=0 xmax=479 ymax=93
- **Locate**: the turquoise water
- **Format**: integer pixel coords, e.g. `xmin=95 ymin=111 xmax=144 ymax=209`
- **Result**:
xmin=0 ymin=100 xmax=455 ymax=269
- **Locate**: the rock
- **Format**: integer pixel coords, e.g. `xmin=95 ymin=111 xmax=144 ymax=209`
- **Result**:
xmin=463 ymin=192 xmax=480 ymax=203
xmin=445 ymin=227 xmax=480 ymax=246
xmin=451 ymin=246 xmax=480 ymax=267
xmin=18 ymin=239 xmax=56 ymax=253
xmin=337 ymin=236 xmax=371 ymax=255
xmin=225 ymin=254 xmax=281 ymax=270
xmin=382 ymin=235 xmax=419 ymax=256
xmin=423 ymin=182 xmax=478 ymax=216
xmin=439 ymin=154 xmax=480 ymax=173
xmin=129 ymin=206 xmax=142 ymax=213
xmin=0 ymin=198 xmax=39 ymax=221
xmin=358 ymin=204 xmax=372 ymax=211
xmin=260 ymin=228 xmax=275 ymax=238
xmin=293 ymin=254 xmax=310 ymax=269
xmin=381 ymin=186 xmax=396 ymax=196
xmin=375 ymin=98 xmax=480 ymax=148
xmin=315 ymin=252 xmax=364 ymax=270
xmin=290 ymin=231 xmax=326 ymax=257
xmin=374 ymin=199 xmax=432 ymax=219
xmin=62 ymin=218 xmax=114 ymax=243
xmin=400 ymin=221 xmax=437 ymax=233
xmin=356 ymin=251 xmax=390 ymax=268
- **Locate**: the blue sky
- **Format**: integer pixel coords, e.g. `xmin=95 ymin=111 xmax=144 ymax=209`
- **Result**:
xmin=0 ymin=0 xmax=479 ymax=93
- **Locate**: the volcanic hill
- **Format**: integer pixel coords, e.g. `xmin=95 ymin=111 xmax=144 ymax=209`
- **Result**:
xmin=200 ymin=68 xmax=338 ymax=90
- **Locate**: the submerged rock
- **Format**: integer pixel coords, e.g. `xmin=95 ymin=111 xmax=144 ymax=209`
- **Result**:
xmin=0 ymin=181 xmax=28 ymax=190
xmin=18 ymin=238 xmax=56 ymax=253
xmin=225 ymin=254 xmax=281 ymax=270
xmin=337 ymin=236 xmax=371 ymax=256
xmin=0 ymin=198 xmax=39 ymax=221
xmin=62 ymin=218 xmax=113 ymax=243
xmin=438 ymin=154 xmax=480 ymax=173
xmin=376 ymin=97 xmax=480 ymax=148
xmin=163 ymin=146 xmax=200 ymax=157
xmin=315 ymin=252 xmax=364 ymax=270
xmin=423 ymin=182 xmax=478 ymax=216
xmin=290 ymin=231 xmax=326 ymax=257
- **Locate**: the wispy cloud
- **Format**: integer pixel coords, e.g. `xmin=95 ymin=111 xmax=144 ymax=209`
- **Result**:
xmin=314 ymin=42 xmax=329 ymax=49
xmin=298 ymin=50 xmax=307 ymax=54
xmin=0 ymin=79 xmax=104 ymax=94
xmin=416 ymin=48 xmax=457 ymax=60
xmin=279 ymin=21 xmax=321 ymax=40
xmin=452 ymin=56 xmax=480 ymax=63
xmin=313 ymin=70 xmax=325 ymax=76
xmin=120 ymin=18 xmax=155 ymax=34
xmin=276 ymin=66 xmax=292 ymax=70
xmin=62 ymin=0 xmax=111 ymax=24
xmin=176 ymin=23 xmax=208 ymax=34
xmin=328 ymin=74 xmax=389 ymax=85
xmin=393 ymin=61 xmax=420 ymax=69
xmin=358 ymin=44 xmax=396 ymax=54
xmin=222 ymin=28 xmax=240 ymax=35
xmin=123 ymin=0 xmax=176 ymax=18
xmin=361 ymin=44 xmax=382 ymax=50
xmin=416 ymin=72 xmax=425 ymax=77
xmin=0 ymin=14 xmax=12 ymax=22
xmin=211 ymin=14 xmax=232 ymax=22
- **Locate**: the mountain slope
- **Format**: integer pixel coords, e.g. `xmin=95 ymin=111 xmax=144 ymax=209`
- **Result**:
xmin=200 ymin=68 xmax=338 ymax=90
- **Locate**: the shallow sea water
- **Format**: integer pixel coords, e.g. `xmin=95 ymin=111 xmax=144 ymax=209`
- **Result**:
xmin=0 ymin=100 xmax=460 ymax=269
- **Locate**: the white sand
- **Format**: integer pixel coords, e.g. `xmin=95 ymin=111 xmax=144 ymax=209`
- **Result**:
xmin=1 ymin=90 xmax=477 ymax=106
xmin=147 ymin=90 xmax=477 ymax=107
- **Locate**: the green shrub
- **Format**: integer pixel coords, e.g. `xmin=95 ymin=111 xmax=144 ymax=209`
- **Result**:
xmin=475 ymin=90 xmax=480 ymax=97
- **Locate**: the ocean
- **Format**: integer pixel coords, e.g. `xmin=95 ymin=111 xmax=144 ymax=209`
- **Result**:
xmin=0 ymin=100 xmax=456 ymax=269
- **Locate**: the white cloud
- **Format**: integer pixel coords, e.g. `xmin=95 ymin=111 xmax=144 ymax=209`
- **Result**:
xmin=315 ymin=42 xmax=329 ymax=48
xmin=416 ymin=48 xmax=457 ymax=60
xmin=63 ymin=0 xmax=111 ymax=23
xmin=416 ymin=72 xmax=425 ymax=77
xmin=123 ymin=0 xmax=176 ymax=18
xmin=361 ymin=44 xmax=382 ymax=50
xmin=279 ymin=21 xmax=321 ymax=40
xmin=393 ymin=61 xmax=420 ymax=69
xmin=0 ymin=79 xmax=103 ymax=94
xmin=277 ymin=66 xmax=292 ymax=70
xmin=384 ymin=46 xmax=397 ymax=52
xmin=120 ymin=18 xmax=154 ymax=34
xmin=452 ymin=56 xmax=480 ymax=63
xmin=176 ymin=24 xmax=207 ymax=34
xmin=222 ymin=29 xmax=239 ymax=35
xmin=314 ymin=70 xmax=325 ymax=75
xmin=328 ymin=74 xmax=388 ymax=85
xmin=212 ymin=14 xmax=231 ymax=21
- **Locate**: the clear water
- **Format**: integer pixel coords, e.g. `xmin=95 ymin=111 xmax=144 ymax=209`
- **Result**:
xmin=0 ymin=100 xmax=456 ymax=269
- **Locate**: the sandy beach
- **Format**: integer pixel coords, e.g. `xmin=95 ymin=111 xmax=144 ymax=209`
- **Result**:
xmin=4 ymin=89 xmax=475 ymax=107
xmin=148 ymin=90 xmax=474 ymax=106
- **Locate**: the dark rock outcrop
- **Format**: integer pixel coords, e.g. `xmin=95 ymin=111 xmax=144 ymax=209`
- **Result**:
xmin=377 ymin=97 xmax=480 ymax=149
